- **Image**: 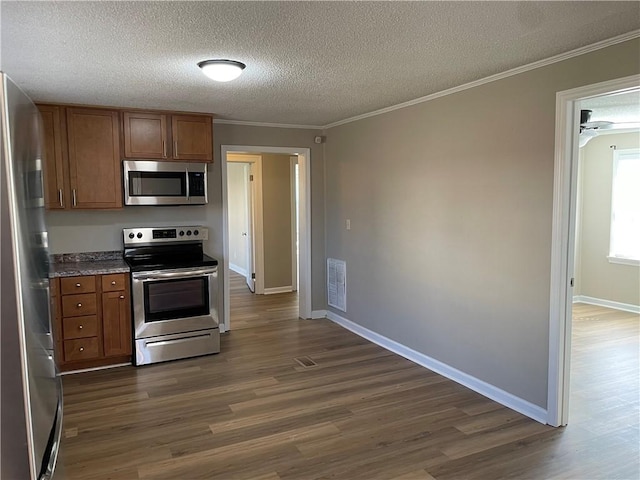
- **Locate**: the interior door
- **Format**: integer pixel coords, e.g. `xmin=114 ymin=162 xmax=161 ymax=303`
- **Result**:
xmin=245 ymin=163 xmax=255 ymax=292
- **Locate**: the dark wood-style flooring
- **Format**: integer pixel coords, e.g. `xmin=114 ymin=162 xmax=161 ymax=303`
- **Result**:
xmin=58 ymin=277 xmax=639 ymax=479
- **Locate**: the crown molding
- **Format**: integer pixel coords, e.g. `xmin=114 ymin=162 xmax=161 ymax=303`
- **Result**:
xmin=214 ymin=118 xmax=323 ymax=130
xmin=324 ymin=30 xmax=640 ymax=129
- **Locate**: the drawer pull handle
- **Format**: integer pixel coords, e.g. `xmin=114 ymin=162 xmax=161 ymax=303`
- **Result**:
xmin=76 ymin=283 xmax=81 ymax=287
xmin=119 ymin=295 xmax=125 ymax=299
xmin=111 ymin=281 xmax=116 ymax=285
xmin=79 ymin=347 xmax=84 ymax=352
xmin=77 ymin=303 xmax=82 ymax=307
xmin=79 ymin=325 xmax=83 ymax=329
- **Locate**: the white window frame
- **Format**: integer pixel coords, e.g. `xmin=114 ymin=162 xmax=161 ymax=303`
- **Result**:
xmin=608 ymin=148 xmax=640 ymax=266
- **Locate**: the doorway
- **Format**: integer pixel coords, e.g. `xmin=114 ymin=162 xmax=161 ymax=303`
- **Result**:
xmin=221 ymin=145 xmax=312 ymax=332
xmin=227 ymin=154 xmax=262 ymax=294
xmin=548 ymin=74 xmax=640 ymax=426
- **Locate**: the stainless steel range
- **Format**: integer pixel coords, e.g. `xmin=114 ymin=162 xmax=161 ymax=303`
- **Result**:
xmin=123 ymin=226 xmax=220 ymax=366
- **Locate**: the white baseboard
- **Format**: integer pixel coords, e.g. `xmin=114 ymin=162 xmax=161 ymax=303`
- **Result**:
xmin=263 ymin=286 xmax=293 ymax=295
xmin=326 ymin=310 xmax=548 ymax=424
xmin=229 ymin=263 xmax=247 ymax=276
xmin=311 ymin=310 xmax=327 ymax=319
xmin=573 ymin=295 xmax=639 ymax=314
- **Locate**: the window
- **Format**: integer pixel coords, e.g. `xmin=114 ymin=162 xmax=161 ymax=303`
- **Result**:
xmin=609 ymin=148 xmax=640 ymax=265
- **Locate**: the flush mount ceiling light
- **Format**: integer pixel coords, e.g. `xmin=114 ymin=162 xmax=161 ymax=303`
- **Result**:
xmin=197 ymin=59 xmax=246 ymax=82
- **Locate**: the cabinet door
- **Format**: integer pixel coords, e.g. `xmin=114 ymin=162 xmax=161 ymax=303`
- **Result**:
xmin=66 ymin=108 xmax=122 ymax=208
xmin=123 ymin=112 xmax=168 ymax=159
xmin=102 ymin=290 xmax=132 ymax=357
xmin=171 ymin=115 xmax=213 ymax=162
xmin=37 ymin=105 xmax=67 ymax=209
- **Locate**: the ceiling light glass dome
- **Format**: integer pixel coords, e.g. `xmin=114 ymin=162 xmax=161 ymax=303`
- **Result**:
xmin=198 ymin=59 xmax=246 ymax=82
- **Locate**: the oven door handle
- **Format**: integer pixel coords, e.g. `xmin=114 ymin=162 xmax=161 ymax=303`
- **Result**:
xmin=132 ymin=268 xmax=216 ymax=281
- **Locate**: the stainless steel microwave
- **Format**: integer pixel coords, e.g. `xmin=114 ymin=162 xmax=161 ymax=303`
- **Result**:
xmin=123 ymin=160 xmax=207 ymax=206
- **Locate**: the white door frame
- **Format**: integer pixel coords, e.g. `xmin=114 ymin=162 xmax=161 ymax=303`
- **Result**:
xmin=221 ymin=145 xmax=312 ymax=331
xmin=227 ymin=154 xmax=263 ymax=293
xmin=290 ymin=156 xmax=299 ymax=292
xmin=547 ymin=74 xmax=640 ymax=427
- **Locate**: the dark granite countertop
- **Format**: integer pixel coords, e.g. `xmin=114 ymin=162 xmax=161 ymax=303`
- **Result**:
xmin=49 ymin=251 xmax=129 ymax=278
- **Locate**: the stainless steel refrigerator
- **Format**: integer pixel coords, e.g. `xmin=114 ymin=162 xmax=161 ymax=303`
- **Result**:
xmin=1 ymin=72 xmax=63 ymax=479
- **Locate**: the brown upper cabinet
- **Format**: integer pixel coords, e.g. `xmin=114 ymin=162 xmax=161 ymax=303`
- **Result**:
xmin=66 ymin=108 xmax=122 ymax=208
xmin=37 ymin=105 xmax=67 ymax=209
xmin=37 ymin=105 xmax=122 ymax=209
xmin=123 ymin=111 xmax=212 ymax=162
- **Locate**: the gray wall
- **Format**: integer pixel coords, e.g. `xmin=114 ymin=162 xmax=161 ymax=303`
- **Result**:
xmin=262 ymin=153 xmax=293 ymax=289
xmin=46 ymin=123 xmax=326 ymax=317
xmin=323 ymin=39 xmax=640 ymax=409
xmin=575 ymin=132 xmax=640 ymax=306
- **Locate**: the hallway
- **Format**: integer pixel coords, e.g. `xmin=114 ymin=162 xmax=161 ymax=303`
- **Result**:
xmin=229 ymin=271 xmax=299 ymax=330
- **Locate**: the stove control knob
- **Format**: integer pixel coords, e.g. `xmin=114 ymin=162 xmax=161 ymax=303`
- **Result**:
xmin=128 ymin=233 xmax=135 ymax=239
xmin=179 ymin=230 xmax=185 ymax=236
xmin=194 ymin=229 xmax=199 ymax=236
xmin=186 ymin=230 xmax=192 ymax=236
xmin=137 ymin=232 xmax=143 ymax=239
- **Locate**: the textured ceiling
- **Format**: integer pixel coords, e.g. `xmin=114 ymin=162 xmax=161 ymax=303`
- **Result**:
xmin=1 ymin=1 xmax=639 ymax=127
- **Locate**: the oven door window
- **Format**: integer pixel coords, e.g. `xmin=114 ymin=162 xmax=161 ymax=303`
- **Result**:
xmin=129 ymin=171 xmax=186 ymax=197
xmin=143 ymin=277 xmax=209 ymax=322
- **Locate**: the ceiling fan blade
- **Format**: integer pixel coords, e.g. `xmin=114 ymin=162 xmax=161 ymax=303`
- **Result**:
xmin=581 ymin=121 xmax=614 ymax=129
xmin=607 ymin=122 xmax=640 ymax=130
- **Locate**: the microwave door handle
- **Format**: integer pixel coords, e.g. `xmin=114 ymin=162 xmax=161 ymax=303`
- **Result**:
xmin=133 ymin=268 xmax=216 ymax=281
xmin=185 ymin=168 xmax=190 ymax=201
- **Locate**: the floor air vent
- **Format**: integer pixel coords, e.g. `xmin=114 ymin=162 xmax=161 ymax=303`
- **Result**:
xmin=294 ymin=356 xmax=317 ymax=368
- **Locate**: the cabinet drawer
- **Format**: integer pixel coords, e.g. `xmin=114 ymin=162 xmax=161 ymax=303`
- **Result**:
xmin=102 ymin=273 xmax=127 ymax=292
xmin=61 ymin=276 xmax=96 ymax=294
xmin=62 ymin=315 xmax=98 ymax=340
xmin=62 ymin=293 xmax=97 ymax=317
xmin=64 ymin=337 xmax=100 ymax=362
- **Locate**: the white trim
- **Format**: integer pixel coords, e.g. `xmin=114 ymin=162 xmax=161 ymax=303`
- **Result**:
xmin=263 ymin=286 xmax=293 ymax=295
xmin=214 ymin=118 xmax=323 ymax=130
xmin=311 ymin=310 xmax=327 ymax=319
xmin=290 ymin=156 xmax=299 ymax=292
xmin=548 ymin=74 xmax=640 ymax=427
xmin=59 ymin=363 xmax=130 ymax=375
xmin=221 ymin=145 xmax=313 ymax=329
xmin=325 ymin=31 xmax=640 ymax=129
xmin=252 ymin=157 xmax=265 ymax=295
xmin=607 ymin=255 xmax=640 ymax=266
xmin=229 ymin=263 xmax=247 ymax=276
xmin=573 ymin=295 xmax=640 ymax=314
xmin=326 ymin=311 xmax=548 ymax=424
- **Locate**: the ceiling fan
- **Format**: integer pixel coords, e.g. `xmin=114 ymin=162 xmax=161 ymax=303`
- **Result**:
xmin=579 ymin=109 xmax=639 ymax=147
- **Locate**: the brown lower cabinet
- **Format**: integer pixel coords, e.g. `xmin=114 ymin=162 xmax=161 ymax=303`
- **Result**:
xmin=51 ymin=273 xmax=132 ymax=371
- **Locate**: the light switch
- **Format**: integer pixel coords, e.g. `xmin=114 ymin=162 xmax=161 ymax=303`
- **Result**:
xmin=346 ymin=219 xmax=351 ymax=230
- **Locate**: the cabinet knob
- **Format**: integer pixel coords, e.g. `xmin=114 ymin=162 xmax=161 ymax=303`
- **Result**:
xmin=77 ymin=303 xmax=82 ymax=307
xmin=119 ymin=295 xmax=125 ymax=299
xmin=76 ymin=283 xmax=81 ymax=287
xmin=79 ymin=347 xmax=84 ymax=352
xmin=79 ymin=325 xmax=83 ymax=329
xmin=111 ymin=281 xmax=116 ymax=285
